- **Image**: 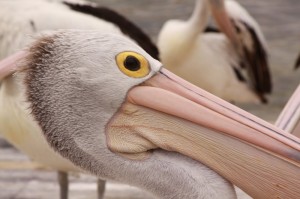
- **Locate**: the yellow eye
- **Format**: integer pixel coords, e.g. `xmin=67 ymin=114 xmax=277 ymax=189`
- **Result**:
xmin=116 ymin=51 xmax=150 ymax=78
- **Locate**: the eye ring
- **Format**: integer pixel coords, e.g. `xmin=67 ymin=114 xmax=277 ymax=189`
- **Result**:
xmin=116 ymin=51 xmax=150 ymax=78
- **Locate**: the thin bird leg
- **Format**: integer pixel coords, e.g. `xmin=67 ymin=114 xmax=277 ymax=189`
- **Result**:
xmin=97 ymin=179 xmax=106 ymax=199
xmin=57 ymin=171 xmax=69 ymax=199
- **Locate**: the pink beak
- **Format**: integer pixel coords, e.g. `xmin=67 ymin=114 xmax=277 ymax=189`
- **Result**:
xmin=108 ymin=69 xmax=300 ymax=198
xmin=276 ymin=85 xmax=300 ymax=136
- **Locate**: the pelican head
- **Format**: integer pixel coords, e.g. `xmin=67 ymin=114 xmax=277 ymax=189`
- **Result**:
xmin=1 ymin=30 xmax=300 ymax=198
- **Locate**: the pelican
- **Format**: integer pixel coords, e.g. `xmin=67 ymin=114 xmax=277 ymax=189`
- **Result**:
xmin=0 ymin=30 xmax=300 ymax=198
xmin=158 ymin=0 xmax=272 ymax=103
xmin=0 ymin=0 xmax=158 ymax=198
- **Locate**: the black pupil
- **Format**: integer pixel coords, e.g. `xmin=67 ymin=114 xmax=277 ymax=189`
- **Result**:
xmin=124 ymin=55 xmax=141 ymax=71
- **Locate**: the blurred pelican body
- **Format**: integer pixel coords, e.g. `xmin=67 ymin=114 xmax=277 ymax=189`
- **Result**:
xmin=158 ymin=0 xmax=272 ymax=103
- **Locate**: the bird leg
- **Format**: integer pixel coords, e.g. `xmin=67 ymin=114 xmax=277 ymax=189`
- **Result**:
xmin=57 ymin=171 xmax=69 ymax=199
xmin=97 ymin=179 xmax=106 ymax=199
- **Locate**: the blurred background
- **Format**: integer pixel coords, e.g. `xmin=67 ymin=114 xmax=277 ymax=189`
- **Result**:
xmin=0 ymin=0 xmax=299 ymax=198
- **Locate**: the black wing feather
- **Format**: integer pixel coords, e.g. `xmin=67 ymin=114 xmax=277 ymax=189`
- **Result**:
xmin=204 ymin=26 xmax=220 ymax=33
xmin=63 ymin=1 xmax=159 ymax=60
xmin=238 ymin=21 xmax=272 ymax=95
xmin=295 ymin=53 xmax=300 ymax=69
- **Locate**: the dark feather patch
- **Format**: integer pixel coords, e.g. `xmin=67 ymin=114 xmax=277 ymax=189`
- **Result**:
xmin=204 ymin=26 xmax=220 ymax=33
xmin=29 ymin=20 xmax=37 ymax=32
xmin=232 ymin=20 xmax=272 ymax=102
xmin=295 ymin=53 xmax=300 ymax=69
xmin=232 ymin=66 xmax=246 ymax=82
xmin=63 ymin=2 xmax=159 ymax=60
xmin=243 ymin=21 xmax=272 ymax=93
xmin=23 ymin=35 xmax=102 ymax=173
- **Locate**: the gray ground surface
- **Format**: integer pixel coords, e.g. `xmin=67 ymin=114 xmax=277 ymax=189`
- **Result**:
xmin=0 ymin=0 xmax=299 ymax=198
